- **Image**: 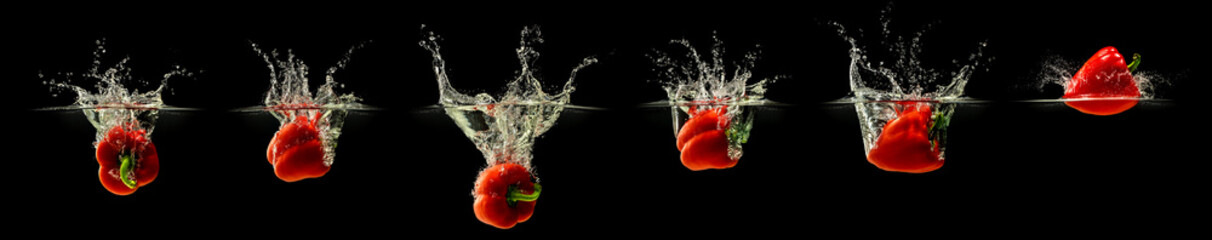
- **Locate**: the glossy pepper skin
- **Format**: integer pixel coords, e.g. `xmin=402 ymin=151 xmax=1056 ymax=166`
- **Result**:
xmin=676 ymin=105 xmax=737 ymax=171
xmin=867 ymin=102 xmax=943 ymax=173
xmin=267 ymin=111 xmax=329 ymax=182
xmin=473 ymin=162 xmax=541 ymax=229
xmin=1064 ymin=46 xmax=1141 ymax=116
xmin=96 ymin=124 xmax=159 ymax=195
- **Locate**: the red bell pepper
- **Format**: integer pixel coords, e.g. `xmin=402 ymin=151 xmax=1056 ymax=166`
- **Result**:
xmin=676 ymin=105 xmax=738 ymax=171
xmin=96 ymin=123 xmax=159 ymax=195
xmin=473 ymin=162 xmax=541 ymax=229
xmin=866 ymin=102 xmax=944 ymax=173
xmin=267 ymin=109 xmax=330 ymax=182
xmin=1063 ymin=46 xmax=1142 ymax=116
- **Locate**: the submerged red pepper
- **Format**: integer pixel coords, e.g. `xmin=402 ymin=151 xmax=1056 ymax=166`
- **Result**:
xmin=267 ymin=109 xmax=329 ymax=182
xmin=473 ymin=162 xmax=541 ymax=229
xmin=96 ymin=123 xmax=159 ymax=195
xmin=1063 ymin=46 xmax=1142 ymax=116
xmin=676 ymin=104 xmax=737 ymax=171
xmin=866 ymin=102 xmax=944 ymax=173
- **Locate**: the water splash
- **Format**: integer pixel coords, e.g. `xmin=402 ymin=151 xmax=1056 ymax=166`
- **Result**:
xmin=833 ymin=5 xmax=990 ymax=166
xmin=42 ymin=39 xmax=192 ymax=143
xmin=653 ymin=33 xmax=771 ymax=105
xmin=651 ymin=33 xmax=772 ymax=164
xmin=834 ymin=24 xmax=988 ymax=100
xmin=421 ymin=25 xmax=597 ymax=168
xmin=253 ymin=42 xmax=363 ymax=166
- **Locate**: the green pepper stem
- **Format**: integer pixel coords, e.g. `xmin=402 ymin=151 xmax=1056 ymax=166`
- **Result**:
xmin=726 ymin=111 xmax=754 ymax=145
xmin=118 ymin=154 xmax=137 ymax=189
xmin=507 ymin=183 xmax=542 ymax=205
xmin=1127 ymin=53 xmax=1141 ymax=72
xmin=929 ymin=111 xmax=951 ymax=151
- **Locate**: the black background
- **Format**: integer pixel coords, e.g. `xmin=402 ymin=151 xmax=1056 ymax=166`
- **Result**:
xmin=7 ymin=1 xmax=1205 ymax=235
